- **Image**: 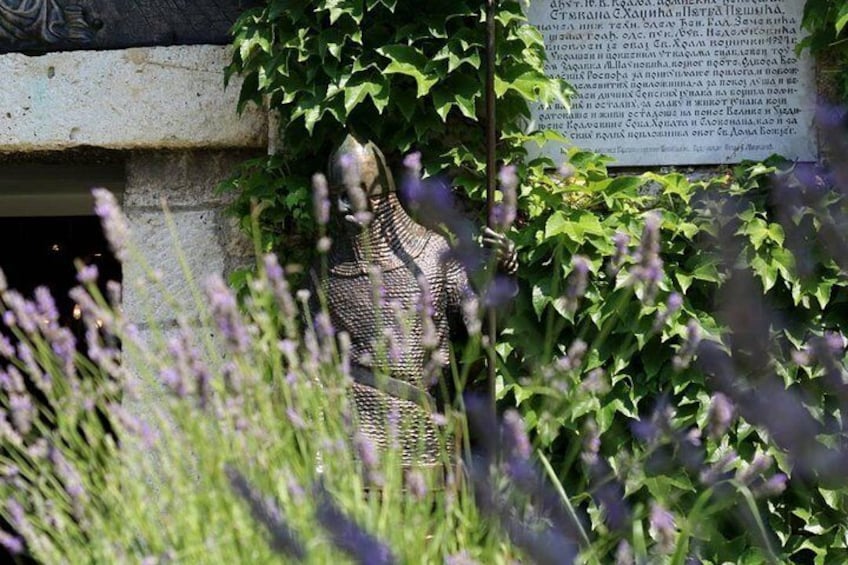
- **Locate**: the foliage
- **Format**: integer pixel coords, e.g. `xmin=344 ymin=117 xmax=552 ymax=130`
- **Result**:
xmin=800 ymin=0 xmax=848 ymax=101
xmin=498 ymin=151 xmax=848 ymax=563
xmin=0 ymin=198 xmax=524 ymax=563
xmin=221 ymin=0 xmax=570 ymax=272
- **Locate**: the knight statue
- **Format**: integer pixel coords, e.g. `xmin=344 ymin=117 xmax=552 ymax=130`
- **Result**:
xmin=309 ymin=134 xmax=516 ymax=466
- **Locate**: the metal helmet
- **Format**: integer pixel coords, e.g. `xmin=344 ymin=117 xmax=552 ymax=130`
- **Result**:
xmin=328 ymin=134 xmax=396 ymax=198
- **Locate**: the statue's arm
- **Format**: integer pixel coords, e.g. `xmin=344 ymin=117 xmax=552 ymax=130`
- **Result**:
xmin=481 ymin=227 xmax=518 ymax=276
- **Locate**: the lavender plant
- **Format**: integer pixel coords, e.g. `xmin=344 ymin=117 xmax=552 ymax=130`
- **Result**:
xmin=0 ymin=191 xmax=519 ymax=563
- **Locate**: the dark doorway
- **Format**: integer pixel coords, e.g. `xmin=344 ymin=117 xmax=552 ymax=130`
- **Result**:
xmin=0 ymin=215 xmax=122 ymax=333
xmin=0 ymin=160 xmax=124 ymax=562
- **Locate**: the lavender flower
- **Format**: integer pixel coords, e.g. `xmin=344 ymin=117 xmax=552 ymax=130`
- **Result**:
xmin=403 ymin=151 xmax=422 ymax=175
xmin=264 ymin=254 xmax=297 ymax=321
xmin=615 ymin=540 xmax=634 ymax=565
xmin=649 ymin=502 xmax=677 ymax=553
xmin=654 ymin=291 xmax=683 ymax=331
xmin=312 ymin=172 xmax=331 ymax=225
xmin=8 ymin=394 xmax=33 ymax=436
xmin=607 ymin=231 xmax=630 ymax=277
xmin=2 ymin=290 xmax=38 ymax=334
xmin=753 ymin=473 xmax=787 ymax=498
xmin=0 ymin=335 xmax=13 ymax=358
xmin=581 ymin=419 xmax=601 ymax=464
xmin=314 ymin=482 xmax=396 ymax=565
xmin=6 ymin=499 xmax=30 ymax=540
xmin=565 ymin=255 xmax=590 ymax=313
xmin=736 ymin=453 xmax=773 ymax=485
xmin=445 ymin=551 xmax=480 ymax=565
xmin=0 ymin=530 xmax=23 ymax=555
xmin=48 ymin=446 xmax=87 ymax=522
xmin=461 ymin=293 xmax=481 ymax=336
xmin=502 ymin=409 xmax=531 ymax=461
xmin=76 ymin=264 xmax=99 ymax=284
xmin=286 ymin=407 xmax=307 ymax=430
xmin=706 ymin=392 xmax=735 ymax=439
xmin=205 ymin=274 xmax=250 ymax=354
xmin=699 ymin=450 xmax=738 ymax=486
xmin=490 ymin=165 xmax=518 ymax=232
xmin=404 ymin=470 xmax=428 ymax=501
xmin=558 ymin=162 xmax=576 ymax=180
xmin=673 ymin=320 xmax=702 ymax=370
xmin=354 ymin=431 xmax=383 ymax=486
xmin=92 ymin=187 xmax=129 ymax=262
xmin=225 ymin=466 xmax=306 ymax=559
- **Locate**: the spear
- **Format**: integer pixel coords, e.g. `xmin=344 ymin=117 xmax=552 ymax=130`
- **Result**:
xmin=485 ymin=0 xmax=497 ymax=418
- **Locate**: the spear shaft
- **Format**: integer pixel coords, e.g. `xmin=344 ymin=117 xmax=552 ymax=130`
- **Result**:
xmin=485 ymin=0 xmax=497 ymax=418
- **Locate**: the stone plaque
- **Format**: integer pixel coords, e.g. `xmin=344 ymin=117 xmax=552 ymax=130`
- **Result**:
xmin=528 ymin=0 xmax=817 ymax=166
xmin=0 ymin=0 xmax=261 ymax=53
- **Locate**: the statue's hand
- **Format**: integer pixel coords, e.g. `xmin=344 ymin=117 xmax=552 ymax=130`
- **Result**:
xmin=482 ymin=227 xmax=518 ymax=276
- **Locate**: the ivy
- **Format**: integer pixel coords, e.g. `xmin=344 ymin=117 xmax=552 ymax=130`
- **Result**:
xmin=221 ymin=0 xmax=571 ymax=272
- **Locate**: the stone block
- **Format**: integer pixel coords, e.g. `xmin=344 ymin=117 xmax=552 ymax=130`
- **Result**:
xmin=122 ymin=210 xmax=225 ymax=324
xmin=0 ymin=45 xmax=267 ymax=152
xmin=125 ymin=149 xmax=261 ymax=209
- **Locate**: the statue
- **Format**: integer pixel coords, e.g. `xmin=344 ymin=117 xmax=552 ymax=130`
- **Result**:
xmin=309 ymin=134 xmax=516 ymax=465
xmin=0 ymin=1 xmax=95 ymax=46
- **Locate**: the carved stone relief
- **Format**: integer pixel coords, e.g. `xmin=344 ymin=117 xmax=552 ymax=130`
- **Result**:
xmin=0 ymin=1 xmax=96 ymax=47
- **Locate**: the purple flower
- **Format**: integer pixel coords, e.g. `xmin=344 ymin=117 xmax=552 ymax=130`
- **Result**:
xmin=264 ymin=254 xmax=297 ymax=320
xmin=737 ymin=453 xmax=773 ymax=485
xmin=581 ymin=419 xmax=601 ymax=464
xmin=49 ymin=446 xmax=87 ymax=521
xmin=558 ymin=162 xmax=576 ymax=180
xmin=649 ymin=502 xmax=676 ymax=553
xmin=92 ymin=188 xmax=129 ymax=262
xmin=483 ymin=273 xmax=519 ymax=308
xmin=654 ymin=292 xmax=683 ymax=330
xmin=226 ymin=466 xmax=306 ymax=559
xmin=9 ymin=394 xmax=33 ymax=436
xmin=608 ymin=231 xmax=630 ymax=277
xmin=403 ymin=151 xmax=422 ymax=175
xmin=707 ymin=392 xmax=735 ymax=439
xmin=0 ymin=531 xmax=23 ymax=555
xmin=76 ymin=264 xmax=99 ymax=284
xmin=354 ymin=431 xmax=380 ymax=471
xmin=286 ymin=407 xmax=307 ymax=430
xmin=445 ymin=551 xmax=480 ymax=565
xmin=564 ymin=255 xmax=590 ymax=313
xmin=314 ymin=482 xmax=396 ymax=565
xmin=312 ymin=173 xmax=331 ymax=226
xmin=0 ymin=335 xmax=14 ymax=358
xmin=753 ymin=473 xmax=788 ymax=498
xmin=672 ymin=320 xmax=702 ymax=370
xmin=2 ymin=290 xmax=38 ymax=334
xmin=615 ymin=541 xmax=634 ymax=565
xmin=204 ymin=275 xmax=250 ymax=354
xmin=699 ymin=450 xmax=738 ymax=485
xmin=502 ymin=409 xmax=531 ymax=461
xmin=404 ymin=470 xmax=428 ymax=500
xmin=6 ymin=499 xmax=29 ymax=538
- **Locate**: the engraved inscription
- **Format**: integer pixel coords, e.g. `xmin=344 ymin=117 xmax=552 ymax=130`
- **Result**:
xmin=528 ymin=0 xmax=817 ymax=166
xmin=0 ymin=0 xmax=95 ymax=47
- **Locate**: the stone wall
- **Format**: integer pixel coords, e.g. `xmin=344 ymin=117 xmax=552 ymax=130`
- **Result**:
xmin=0 ymin=44 xmax=268 ymax=329
xmin=122 ymin=149 xmax=258 ymax=327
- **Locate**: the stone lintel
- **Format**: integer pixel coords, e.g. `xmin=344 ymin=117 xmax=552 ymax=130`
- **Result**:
xmin=0 ymin=45 xmax=267 ymax=152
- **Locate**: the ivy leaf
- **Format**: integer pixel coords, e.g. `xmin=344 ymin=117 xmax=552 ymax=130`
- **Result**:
xmin=344 ymin=75 xmax=389 ymax=114
xmin=431 ymin=75 xmax=480 ymax=121
xmin=378 ymin=45 xmax=439 ymax=98
xmin=836 ymin=3 xmax=848 ymax=34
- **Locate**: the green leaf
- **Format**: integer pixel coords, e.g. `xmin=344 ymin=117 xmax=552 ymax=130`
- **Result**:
xmin=836 ymin=4 xmax=848 ymax=34
xmin=378 ymin=45 xmax=439 ymax=98
xmin=343 ymin=75 xmax=388 ymax=114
